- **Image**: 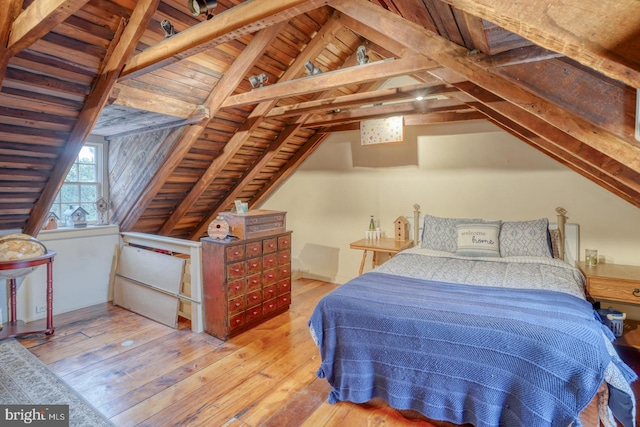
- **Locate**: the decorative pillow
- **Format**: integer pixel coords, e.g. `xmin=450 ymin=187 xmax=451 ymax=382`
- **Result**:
xmin=421 ymin=215 xmax=482 ymax=252
xmin=456 ymin=222 xmax=501 ymax=257
xmin=499 ymin=218 xmax=552 ymax=258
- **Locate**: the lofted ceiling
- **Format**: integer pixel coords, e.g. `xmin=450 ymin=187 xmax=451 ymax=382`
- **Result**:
xmin=1 ymin=0 xmax=639 ymax=240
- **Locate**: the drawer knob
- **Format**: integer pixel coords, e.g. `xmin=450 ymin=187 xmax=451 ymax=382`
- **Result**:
xmin=633 ymin=288 xmax=640 ymax=297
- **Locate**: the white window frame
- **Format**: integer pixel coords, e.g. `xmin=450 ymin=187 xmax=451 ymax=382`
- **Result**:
xmin=51 ymin=136 xmax=108 ymax=227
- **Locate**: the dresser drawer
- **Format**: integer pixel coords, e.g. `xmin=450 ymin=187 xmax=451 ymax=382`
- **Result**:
xmin=229 ymin=312 xmax=245 ymax=331
xmin=246 ymin=290 xmax=263 ymax=307
xmin=228 ymin=279 xmax=245 ymax=298
xmin=278 ymin=250 xmax=290 ymax=265
xmin=228 ymin=296 xmax=245 ymax=314
xmin=277 ymin=293 xmax=290 ymax=308
xmin=278 ymin=234 xmax=291 ymax=250
xmin=227 ymin=261 xmax=245 ymax=279
xmin=226 ymin=244 xmax=245 ymax=261
xmin=263 ymin=284 xmax=277 ymax=300
xmin=276 ymin=279 xmax=290 ymax=295
xmin=246 ymin=257 xmax=262 ymax=275
xmin=263 ymin=297 xmax=279 ymax=315
xmin=263 ymin=253 xmax=277 ymax=270
xmin=263 ymin=237 xmax=278 ymax=254
xmin=263 ymin=268 xmax=277 ymax=286
xmin=588 ymin=277 xmax=640 ymax=304
xmin=277 ymin=264 xmax=290 ymax=280
xmin=245 ymin=241 xmax=262 ymax=258
xmin=246 ymin=274 xmax=261 ymax=292
xmin=246 ymin=305 xmax=263 ymax=322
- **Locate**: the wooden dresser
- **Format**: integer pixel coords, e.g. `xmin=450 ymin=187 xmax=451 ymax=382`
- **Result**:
xmin=201 ymin=231 xmax=292 ymax=340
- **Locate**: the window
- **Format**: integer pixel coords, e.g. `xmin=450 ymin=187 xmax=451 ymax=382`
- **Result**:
xmin=50 ymin=140 xmax=107 ymax=226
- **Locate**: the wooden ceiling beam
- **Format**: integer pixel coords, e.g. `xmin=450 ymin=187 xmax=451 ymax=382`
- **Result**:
xmin=471 ymin=45 xmax=564 ymax=68
xmin=23 ymin=0 xmax=160 ymax=235
xmin=121 ymin=0 xmax=332 ymax=80
xmin=223 ymin=55 xmax=439 ymax=108
xmin=404 ymin=110 xmax=485 ymax=125
xmin=8 ymin=0 xmax=89 ymax=54
xmin=249 ymin=132 xmax=330 ymax=208
xmin=178 ymin=29 xmax=378 ymax=237
xmin=479 ymin=106 xmax=640 ymax=209
xmin=118 ymin=23 xmax=287 ymax=232
xmin=107 ymin=85 xmax=201 ymax=119
xmin=189 ymin=123 xmax=302 ymax=239
xmin=303 ymin=98 xmax=468 ymax=127
xmin=158 ymin=15 xmax=345 ymax=236
xmin=0 ymin=0 xmax=24 ymax=87
xmin=332 ymin=0 xmax=640 ymax=173
xmin=439 ymin=0 xmax=640 ymax=88
xmin=266 ymin=82 xmax=455 ymax=118
xmin=488 ymin=57 xmax=637 ymax=144
xmin=453 ymin=84 xmax=640 ymax=206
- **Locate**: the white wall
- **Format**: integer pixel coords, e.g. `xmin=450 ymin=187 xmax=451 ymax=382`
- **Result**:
xmin=261 ymin=121 xmax=640 ymax=318
xmin=1 ymin=226 xmax=119 ymax=324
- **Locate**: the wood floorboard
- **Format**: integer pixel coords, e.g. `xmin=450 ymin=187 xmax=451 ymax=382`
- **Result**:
xmin=15 ymin=278 xmax=640 ymax=426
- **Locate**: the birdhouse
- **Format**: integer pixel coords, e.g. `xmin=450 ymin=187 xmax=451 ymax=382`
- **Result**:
xmin=63 ymin=205 xmax=89 ymax=228
xmin=394 ymin=216 xmax=410 ymax=241
xmin=42 ymin=212 xmax=59 ymax=230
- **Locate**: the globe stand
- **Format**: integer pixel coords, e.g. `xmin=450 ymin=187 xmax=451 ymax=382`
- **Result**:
xmin=0 ymin=251 xmax=56 ymax=341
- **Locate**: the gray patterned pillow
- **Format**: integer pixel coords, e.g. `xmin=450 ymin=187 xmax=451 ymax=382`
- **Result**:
xmin=421 ymin=215 xmax=482 ymax=252
xmin=499 ymin=218 xmax=552 ymax=258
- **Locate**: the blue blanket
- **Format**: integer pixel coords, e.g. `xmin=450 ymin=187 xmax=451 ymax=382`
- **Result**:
xmin=309 ymin=272 xmax=635 ymax=427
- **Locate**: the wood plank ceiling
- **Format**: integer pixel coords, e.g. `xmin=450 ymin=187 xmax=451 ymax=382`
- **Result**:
xmin=1 ymin=0 xmax=639 ymax=239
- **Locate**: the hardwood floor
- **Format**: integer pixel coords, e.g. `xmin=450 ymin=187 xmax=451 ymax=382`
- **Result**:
xmin=16 ymin=278 xmax=436 ymax=426
xmin=15 ymin=278 xmax=639 ymax=426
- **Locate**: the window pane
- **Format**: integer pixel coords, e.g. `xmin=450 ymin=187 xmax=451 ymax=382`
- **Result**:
xmin=61 ymin=184 xmax=79 ymax=204
xmin=80 ymin=203 xmax=97 ymax=221
xmin=52 ymin=142 xmax=104 ymax=227
xmin=80 ymin=184 xmax=97 ymax=204
xmin=79 ymin=164 xmax=96 ymax=182
xmin=65 ymin=164 xmax=78 ymax=182
xmin=79 ymin=146 xmax=96 ymax=164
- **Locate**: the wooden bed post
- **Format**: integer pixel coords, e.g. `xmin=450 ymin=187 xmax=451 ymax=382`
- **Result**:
xmin=555 ymin=207 xmax=567 ymax=261
xmin=413 ymin=204 xmax=421 ymax=245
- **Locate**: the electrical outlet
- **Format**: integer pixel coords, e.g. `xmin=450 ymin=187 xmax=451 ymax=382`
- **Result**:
xmin=35 ymin=305 xmax=47 ymax=314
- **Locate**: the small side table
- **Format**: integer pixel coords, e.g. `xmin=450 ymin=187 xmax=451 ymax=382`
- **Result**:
xmin=577 ymin=261 xmax=640 ymax=350
xmin=350 ymin=237 xmax=414 ymax=275
xmin=0 ymin=251 xmax=56 ymax=341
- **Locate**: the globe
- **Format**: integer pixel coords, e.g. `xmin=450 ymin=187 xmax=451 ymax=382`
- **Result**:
xmin=0 ymin=233 xmax=47 ymax=279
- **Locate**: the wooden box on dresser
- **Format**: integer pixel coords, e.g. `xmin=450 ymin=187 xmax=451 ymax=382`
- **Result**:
xmin=201 ymin=230 xmax=292 ymax=340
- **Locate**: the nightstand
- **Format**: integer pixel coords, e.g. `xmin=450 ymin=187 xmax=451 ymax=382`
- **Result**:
xmin=577 ymin=262 xmax=640 ymax=350
xmin=350 ymin=237 xmax=414 ymax=275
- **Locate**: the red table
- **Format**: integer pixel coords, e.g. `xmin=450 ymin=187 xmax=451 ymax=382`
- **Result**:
xmin=0 ymin=251 xmax=56 ymax=341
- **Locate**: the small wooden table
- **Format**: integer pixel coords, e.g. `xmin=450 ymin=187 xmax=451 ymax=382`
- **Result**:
xmin=577 ymin=261 xmax=640 ymax=350
xmin=0 ymin=251 xmax=56 ymax=341
xmin=350 ymin=237 xmax=414 ymax=275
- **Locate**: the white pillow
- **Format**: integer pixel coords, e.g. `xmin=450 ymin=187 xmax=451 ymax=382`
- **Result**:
xmin=456 ymin=222 xmax=501 ymax=257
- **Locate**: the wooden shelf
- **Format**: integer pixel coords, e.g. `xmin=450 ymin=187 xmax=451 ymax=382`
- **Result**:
xmin=0 ymin=320 xmax=54 ymax=341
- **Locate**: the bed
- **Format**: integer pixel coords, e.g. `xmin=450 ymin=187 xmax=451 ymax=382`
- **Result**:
xmin=308 ymin=207 xmax=637 ymax=427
